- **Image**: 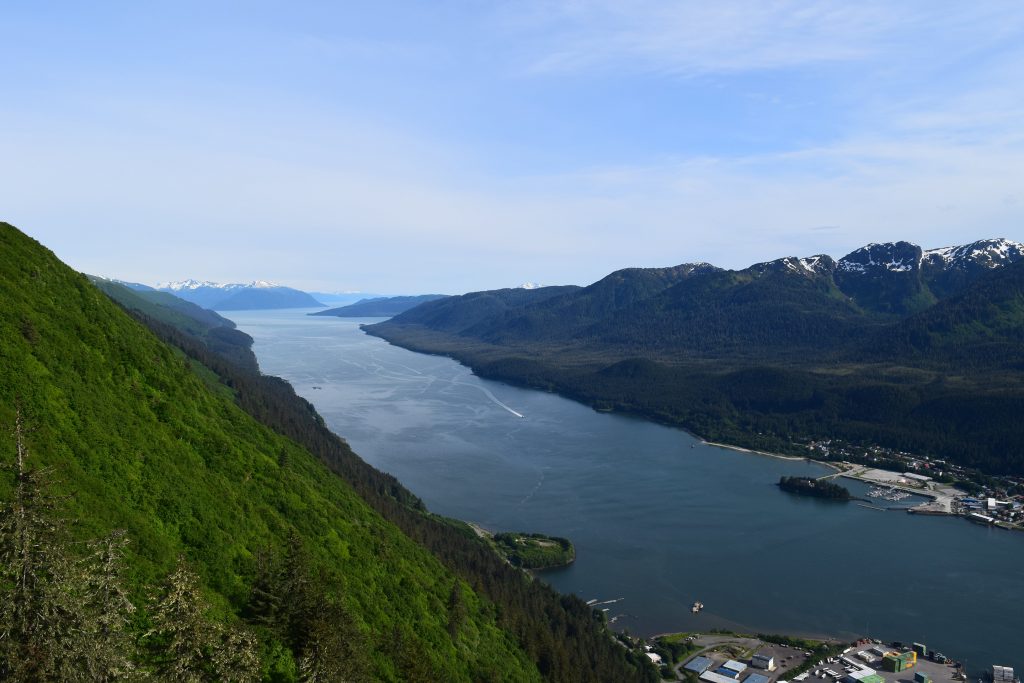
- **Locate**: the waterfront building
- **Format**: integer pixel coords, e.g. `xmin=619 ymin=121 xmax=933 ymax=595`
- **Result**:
xmin=723 ymin=660 xmax=748 ymax=674
xmin=685 ymin=656 xmax=714 ymax=674
xmin=751 ymin=653 xmax=776 ymax=671
xmin=702 ymin=671 xmax=741 ymax=683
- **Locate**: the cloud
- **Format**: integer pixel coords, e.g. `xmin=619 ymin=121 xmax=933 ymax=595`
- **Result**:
xmin=4 ymin=84 xmax=1023 ymax=292
xmin=500 ymin=1 xmax=1024 ymax=78
xmin=3 ymin=1 xmax=1024 ymax=292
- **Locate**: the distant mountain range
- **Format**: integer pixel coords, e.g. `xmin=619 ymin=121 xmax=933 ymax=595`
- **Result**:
xmin=308 ymin=291 xmax=385 ymax=307
xmin=311 ymin=294 xmax=448 ymax=318
xmin=157 ymin=279 xmax=324 ymax=310
xmin=367 ymin=237 xmax=1024 ymax=476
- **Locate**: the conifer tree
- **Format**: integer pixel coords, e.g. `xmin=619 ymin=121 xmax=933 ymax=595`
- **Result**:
xmin=0 ymin=409 xmax=95 ymax=679
xmin=447 ymin=581 xmax=468 ymax=639
xmin=74 ymin=530 xmax=138 ymax=681
xmin=275 ymin=533 xmax=368 ymax=682
xmin=147 ymin=555 xmax=259 ymax=682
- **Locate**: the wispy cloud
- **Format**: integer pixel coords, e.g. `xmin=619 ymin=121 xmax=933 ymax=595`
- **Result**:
xmin=503 ymin=1 xmax=1024 ymax=77
xmin=3 ymin=1 xmax=1024 ymax=292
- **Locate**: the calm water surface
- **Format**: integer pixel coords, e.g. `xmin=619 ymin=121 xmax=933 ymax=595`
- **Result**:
xmin=232 ymin=310 xmax=1023 ymax=672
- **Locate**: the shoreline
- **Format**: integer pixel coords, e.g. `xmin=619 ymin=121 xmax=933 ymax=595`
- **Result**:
xmin=702 ymin=440 xmax=843 ymax=471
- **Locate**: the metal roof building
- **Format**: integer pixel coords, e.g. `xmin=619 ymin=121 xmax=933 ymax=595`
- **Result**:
xmin=685 ymin=657 xmax=714 ymax=674
xmin=723 ymin=660 xmax=748 ymax=674
xmin=702 ymin=672 xmax=742 ymax=683
xmin=744 ymin=673 xmax=770 ymax=683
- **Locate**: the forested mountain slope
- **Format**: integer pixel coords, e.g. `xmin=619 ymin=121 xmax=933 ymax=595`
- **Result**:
xmin=368 ymin=238 xmax=1024 ymax=475
xmin=91 ymin=277 xmax=260 ymax=371
xmin=0 ymin=222 xmax=652 ymax=682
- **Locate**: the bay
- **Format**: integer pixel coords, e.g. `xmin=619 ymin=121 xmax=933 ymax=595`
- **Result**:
xmin=232 ymin=309 xmax=1023 ymax=672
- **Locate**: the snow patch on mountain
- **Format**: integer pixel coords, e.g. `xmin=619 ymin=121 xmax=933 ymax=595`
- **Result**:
xmin=838 ymin=242 xmax=921 ymax=273
xmin=158 ymin=279 xmax=282 ymax=291
xmin=924 ymin=238 xmax=1024 ymax=269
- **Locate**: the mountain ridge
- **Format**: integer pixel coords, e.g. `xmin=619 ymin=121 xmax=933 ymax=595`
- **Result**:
xmin=155 ymin=280 xmax=325 ymax=310
xmin=311 ymin=294 xmax=449 ymax=318
xmin=367 ymin=236 xmax=1024 ymax=476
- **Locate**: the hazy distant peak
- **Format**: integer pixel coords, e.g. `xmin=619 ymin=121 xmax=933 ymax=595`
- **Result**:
xmin=158 ymin=279 xmax=282 ymax=291
xmin=159 ymin=278 xmax=221 ymax=290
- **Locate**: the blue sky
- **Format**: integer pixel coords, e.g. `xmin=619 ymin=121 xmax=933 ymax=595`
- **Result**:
xmin=2 ymin=1 xmax=1023 ymax=293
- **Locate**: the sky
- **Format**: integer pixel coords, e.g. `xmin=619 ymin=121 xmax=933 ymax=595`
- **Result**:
xmin=2 ymin=1 xmax=1024 ymax=294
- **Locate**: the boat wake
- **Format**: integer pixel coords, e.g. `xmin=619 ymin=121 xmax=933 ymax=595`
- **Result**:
xmin=451 ymin=379 xmax=524 ymax=418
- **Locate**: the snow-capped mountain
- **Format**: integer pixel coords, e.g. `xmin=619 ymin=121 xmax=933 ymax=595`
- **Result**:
xmin=749 ymin=255 xmax=835 ymax=277
xmin=923 ymin=237 xmax=1024 ymax=270
xmin=742 ymin=238 xmax=1022 ymax=314
xmin=157 ymin=280 xmax=323 ymax=310
xmin=157 ymin=279 xmax=281 ymax=291
xmin=920 ymin=238 xmax=1024 ymax=299
xmin=837 ymin=241 xmax=922 ymax=274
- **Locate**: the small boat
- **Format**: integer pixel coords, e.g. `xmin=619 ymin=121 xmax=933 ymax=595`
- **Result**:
xmin=691 ymin=601 xmax=704 ymax=613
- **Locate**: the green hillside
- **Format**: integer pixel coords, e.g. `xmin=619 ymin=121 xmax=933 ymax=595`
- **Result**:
xmin=0 ymin=223 xmax=649 ymax=681
xmin=90 ymin=278 xmax=259 ymax=371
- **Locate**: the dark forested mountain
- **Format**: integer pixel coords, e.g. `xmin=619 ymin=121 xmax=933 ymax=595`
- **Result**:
xmin=310 ymin=294 xmax=448 ymax=318
xmin=158 ymin=279 xmax=325 ymax=310
xmin=368 ymin=238 xmax=1024 ymax=475
xmin=389 ymin=285 xmax=582 ymax=337
xmin=1 ymin=223 xmax=652 ymax=682
xmin=833 ymin=241 xmax=935 ymax=314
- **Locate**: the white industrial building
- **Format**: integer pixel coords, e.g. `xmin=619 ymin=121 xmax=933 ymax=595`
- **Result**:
xmin=723 ymin=660 xmax=748 ymax=674
xmin=701 ymin=671 xmax=740 ymax=683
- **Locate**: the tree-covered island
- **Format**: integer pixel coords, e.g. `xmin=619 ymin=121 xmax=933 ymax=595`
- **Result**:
xmin=493 ymin=532 xmax=576 ymax=570
xmin=778 ymin=476 xmax=852 ymax=500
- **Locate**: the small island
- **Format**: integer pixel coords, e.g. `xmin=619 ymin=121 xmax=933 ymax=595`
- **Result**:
xmin=493 ymin=532 xmax=576 ymax=570
xmin=778 ymin=475 xmax=851 ymax=500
